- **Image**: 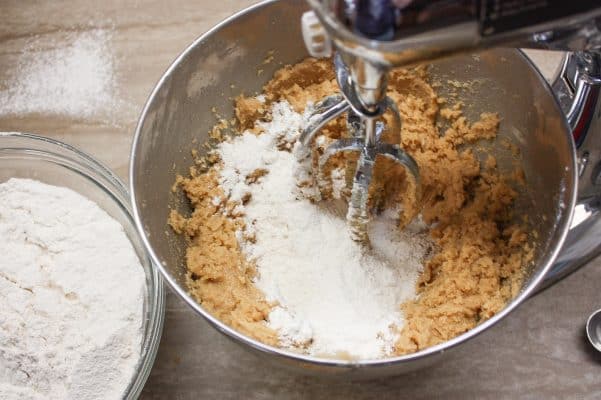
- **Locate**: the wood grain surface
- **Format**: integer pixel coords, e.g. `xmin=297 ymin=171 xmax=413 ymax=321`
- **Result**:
xmin=0 ymin=1 xmax=599 ymax=399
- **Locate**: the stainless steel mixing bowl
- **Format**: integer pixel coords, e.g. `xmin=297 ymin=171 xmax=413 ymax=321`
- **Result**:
xmin=130 ymin=0 xmax=576 ymax=377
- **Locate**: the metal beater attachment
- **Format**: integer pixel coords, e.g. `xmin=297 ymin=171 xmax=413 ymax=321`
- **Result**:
xmin=299 ymin=55 xmax=420 ymax=242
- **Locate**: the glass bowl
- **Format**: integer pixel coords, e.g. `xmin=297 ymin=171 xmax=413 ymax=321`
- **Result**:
xmin=0 ymin=132 xmax=165 ymax=398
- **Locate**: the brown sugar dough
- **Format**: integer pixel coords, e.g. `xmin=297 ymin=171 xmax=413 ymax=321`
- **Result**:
xmin=171 ymin=57 xmax=532 ymax=356
xmin=169 ymin=169 xmax=278 ymax=346
xmin=235 ymin=95 xmax=267 ymax=131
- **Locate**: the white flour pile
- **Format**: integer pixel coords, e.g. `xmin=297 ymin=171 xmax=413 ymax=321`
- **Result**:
xmin=0 ymin=29 xmax=123 ymax=121
xmin=216 ymin=101 xmax=431 ymax=359
xmin=0 ymin=178 xmax=146 ymax=399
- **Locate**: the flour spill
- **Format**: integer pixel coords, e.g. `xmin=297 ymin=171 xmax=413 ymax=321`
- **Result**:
xmin=0 ymin=29 xmax=130 ymax=122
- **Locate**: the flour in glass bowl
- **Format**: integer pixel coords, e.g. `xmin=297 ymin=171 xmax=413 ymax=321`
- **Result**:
xmin=0 ymin=178 xmax=146 ymax=399
xmin=216 ymin=101 xmax=432 ymax=359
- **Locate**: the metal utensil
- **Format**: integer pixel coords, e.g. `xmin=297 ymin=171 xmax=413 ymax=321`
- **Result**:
xmin=586 ymin=309 xmax=601 ymax=352
xmin=303 ymin=1 xmax=601 ymax=239
xmin=300 ymin=53 xmax=420 ymax=242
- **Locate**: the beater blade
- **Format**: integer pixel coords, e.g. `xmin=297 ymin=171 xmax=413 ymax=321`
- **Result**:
xmin=298 ymin=66 xmax=421 ymax=243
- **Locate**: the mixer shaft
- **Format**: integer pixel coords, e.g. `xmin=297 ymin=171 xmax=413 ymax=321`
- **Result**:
xmin=299 ymin=57 xmax=420 ymax=243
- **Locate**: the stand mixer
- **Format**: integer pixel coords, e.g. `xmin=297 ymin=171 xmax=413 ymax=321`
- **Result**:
xmin=131 ymin=0 xmax=601 ymax=373
xmin=301 ymin=1 xmax=601 ymax=256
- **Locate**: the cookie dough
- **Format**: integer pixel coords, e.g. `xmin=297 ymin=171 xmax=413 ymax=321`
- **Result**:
xmin=170 ymin=58 xmax=532 ymax=356
xmin=170 ymin=170 xmax=278 ymax=346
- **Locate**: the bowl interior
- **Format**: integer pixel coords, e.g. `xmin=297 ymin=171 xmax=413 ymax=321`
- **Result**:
xmin=0 ymin=133 xmax=164 ymax=398
xmin=131 ymin=0 xmax=575 ymax=370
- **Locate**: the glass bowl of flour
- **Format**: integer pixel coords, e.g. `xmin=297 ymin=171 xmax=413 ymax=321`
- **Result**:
xmin=0 ymin=132 xmax=164 ymax=399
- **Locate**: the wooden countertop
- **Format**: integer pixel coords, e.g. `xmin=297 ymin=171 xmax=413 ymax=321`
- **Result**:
xmin=1 ymin=1 xmax=599 ymax=398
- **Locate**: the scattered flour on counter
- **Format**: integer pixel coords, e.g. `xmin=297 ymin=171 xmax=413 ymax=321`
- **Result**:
xmin=0 ymin=29 xmax=127 ymax=122
xmin=216 ymin=101 xmax=431 ymax=359
xmin=0 ymin=178 xmax=146 ymax=400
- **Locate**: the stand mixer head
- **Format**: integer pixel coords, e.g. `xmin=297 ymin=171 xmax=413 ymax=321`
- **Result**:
xmin=302 ymin=0 xmax=601 ymax=241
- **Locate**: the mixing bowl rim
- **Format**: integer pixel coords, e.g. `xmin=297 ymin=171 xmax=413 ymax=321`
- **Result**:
xmin=130 ymin=0 xmax=577 ymax=368
xmin=0 ymin=131 xmax=166 ymax=398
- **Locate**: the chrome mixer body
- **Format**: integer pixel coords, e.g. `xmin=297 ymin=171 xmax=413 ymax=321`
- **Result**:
xmin=302 ymin=0 xmax=601 ymax=284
